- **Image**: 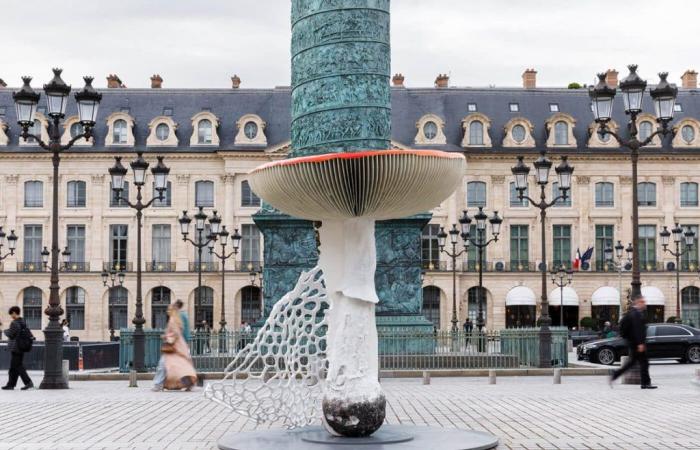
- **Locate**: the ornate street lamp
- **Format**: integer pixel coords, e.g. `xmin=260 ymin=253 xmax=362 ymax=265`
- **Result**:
xmin=41 ymin=246 xmax=71 ymax=271
xmin=605 ymin=240 xmax=634 ymax=319
xmin=437 ymin=224 xmax=468 ymax=338
xmin=660 ymin=224 xmax=695 ymax=323
xmin=179 ymin=207 xmax=221 ymax=326
xmin=108 ymin=153 xmax=170 ymax=372
xmin=512 ymin=150 xmax=574 ymax=368
xmin=550 ymin=266 xmax=574 ymax=328
xmin=209 ymin=226 xmax=242 ymax=334
xmin=12 ymin=69 xmax=101 ymax=389
xmin=0 ymin=227 xmax=18 ymax=262
xmin=590 ymin=65 xmax=678 ymax=299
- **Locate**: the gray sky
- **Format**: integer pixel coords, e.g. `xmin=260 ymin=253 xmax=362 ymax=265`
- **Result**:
xmin=1 ymin=0 xmax=698 ymax=89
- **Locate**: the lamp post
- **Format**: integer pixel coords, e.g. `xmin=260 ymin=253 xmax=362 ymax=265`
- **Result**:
xmin=511 ymin=150 xmax=574 ymax=368
xmin=459 ymin=208 xmax=502 ymax=335
xmin=590 ymin=65 xmax=678 ymax=299
xmin=604 ymin=240 xmax=633 ymax=320
xmin=209 ymin=226 xmax=242 ymax=336
xmin=108 ymin=153 xmax=170 ymax=372
xmin=41 ymin=246 xmax=71 ymax=271
xmin=660 ymin=224 xmax=696 ymax=323
xmin=13 ymin=70 xmax=101 ymax=389
xmin=0 ymin=228 xmax=18 ymax=262
xmin=179 ymin=207 xmax=222 ymax=327
xmin=437 ymin=223 xmax=470 ymax=339
xmin=101 ymin=268 xmax=126 ymax=340
xmin=550 ymin=266 xmax=574 ymax=328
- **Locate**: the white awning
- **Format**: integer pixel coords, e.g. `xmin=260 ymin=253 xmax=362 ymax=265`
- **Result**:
xmin=549 ymin=287 xmax=579 ymax=306
xmin=641 ymin=286 xmax=665 ymax=306
xmin=505 ymin=286 xmax=536 ymax=306
xmin=591 ymin=287 xmax=620 ymax=306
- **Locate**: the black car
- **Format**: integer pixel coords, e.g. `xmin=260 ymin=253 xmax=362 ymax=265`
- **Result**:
xmin=577 ymin=323 xmax=700 ymax=365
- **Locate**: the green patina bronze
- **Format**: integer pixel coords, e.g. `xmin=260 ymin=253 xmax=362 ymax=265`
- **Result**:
xmin=290 ymin=0 xmax=391 ymax=157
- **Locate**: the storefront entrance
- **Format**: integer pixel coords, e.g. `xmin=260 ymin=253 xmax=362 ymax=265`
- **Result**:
xmin=506 ymin=305 xmax=536 ymax=328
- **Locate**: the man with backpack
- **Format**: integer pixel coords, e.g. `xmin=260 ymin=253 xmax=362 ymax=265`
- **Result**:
xmin=609 ymin=294 xmax=656 ymax=389
xmin=2 ymin=306 xmax=34 ymax=390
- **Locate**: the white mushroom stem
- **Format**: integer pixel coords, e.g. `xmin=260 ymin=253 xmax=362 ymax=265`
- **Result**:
xmin=318 ymin=218 xmax=382 ymax=404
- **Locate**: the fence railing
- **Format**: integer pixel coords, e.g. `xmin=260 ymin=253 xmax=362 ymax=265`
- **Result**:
xmin=119 ymin=327 xmax=568 ymax=373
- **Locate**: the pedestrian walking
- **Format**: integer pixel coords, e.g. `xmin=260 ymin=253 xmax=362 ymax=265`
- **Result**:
xmin=62 ymin=319 xmax=70 ymax=342
xmin=463 ymin=318 xmax=473 ymax=349
xmin=201 ymin=320 xmax=212 ymax=353
xmin=174 ymin=300 xmax=191 ymax=344
xmin=153 ymin=304 xmax=196 ymax=391
xmin=2 ymin=306 xmax=34 ymax=390
xmin=609 ymin=294 xmax=657 ymax=389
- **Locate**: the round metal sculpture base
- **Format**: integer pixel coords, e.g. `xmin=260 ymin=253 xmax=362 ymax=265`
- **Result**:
xmin=218 ymin=425 xmax=498 ymax=450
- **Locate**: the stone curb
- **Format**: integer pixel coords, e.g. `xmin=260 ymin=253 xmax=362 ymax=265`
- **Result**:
xmin=69 ymin=367 xmax=608 ymax=381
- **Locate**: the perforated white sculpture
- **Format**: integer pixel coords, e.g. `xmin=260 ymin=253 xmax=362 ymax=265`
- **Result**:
xmin=205 ymin=266 xmax=329 ymax=429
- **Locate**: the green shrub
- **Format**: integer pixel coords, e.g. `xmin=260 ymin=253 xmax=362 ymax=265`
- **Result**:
xmin=580 ymin=316 xmax=596 ymax=330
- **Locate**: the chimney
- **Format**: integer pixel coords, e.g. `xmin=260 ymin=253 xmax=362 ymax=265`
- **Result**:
xmin=392 ymin=73 xmax=405 ymax=87
xmin=434 ymin=74 xmax=449 ymax=88
xmin=0 ymin=78 xmax=6 ymax=88
xmin=107 ymin=74 xmax=124 ymax=88
xmin=522 ymin=68 xmax=537 ymax=89
xmin=605 ymin=69 xmax=619 ymax=88
xmin=150 ymin=74 xmax=163 ymax=88
xmin=681 ymin=70 xmax=698 ymax=89
xmin=231 ymin=74 xmax=241 ymax=89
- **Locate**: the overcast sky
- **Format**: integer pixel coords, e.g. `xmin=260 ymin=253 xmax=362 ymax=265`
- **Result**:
xmin=2 ymin=0 xmax=698 ymax=89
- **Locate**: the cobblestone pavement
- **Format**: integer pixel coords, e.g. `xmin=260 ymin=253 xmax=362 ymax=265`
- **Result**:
xmin=0 ymin=362 xmax=697 ymax=450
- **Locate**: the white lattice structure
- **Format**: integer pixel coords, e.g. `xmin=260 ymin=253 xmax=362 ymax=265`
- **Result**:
xmin=205 ymin=266 xmax=329 ymax=428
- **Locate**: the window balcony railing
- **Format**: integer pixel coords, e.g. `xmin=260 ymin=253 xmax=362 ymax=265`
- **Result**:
xmin=505 ymin=261 xmax=535 ymax=272
xmin=681 ymin=261 xmax=699 ymax=272
xmin=189 ymin=262 xmax=219 ymax=272
xmin=640 ymin=261 xmax=663 ymax=272
xmin=104 ymin=262 xmax=133 ymax=272
xmin=422 ymin=260 xmax=447 ymax=271
xmin=64 ymin=261 xmax=89 ymax=272
xmin=18 ymin=262 xmax=44 ymax=273
xmin=461 ymin=260 xmax=493 ymax=272
xmin=234 ymin=261 xmax=262 ymax=272
xmin=145 ymin=261 xmax=177 ymax=272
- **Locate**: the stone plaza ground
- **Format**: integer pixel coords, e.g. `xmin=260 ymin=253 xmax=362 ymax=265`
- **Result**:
xmin=0 ymin=360 xmax=697 ymax=450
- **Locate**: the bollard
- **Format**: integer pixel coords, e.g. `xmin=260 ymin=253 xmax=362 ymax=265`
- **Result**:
xmin=488 ymin=370 xmax=496 ymax=385
xmin=422 ymin=371 xmax=430 ymax=385
xmin=553 ymin=368 xmax=561 ymax=384
xmin=62 ymin=360 xmax=70 ymax=387
xmin=129 ymin=370 xmax=138 ymax=388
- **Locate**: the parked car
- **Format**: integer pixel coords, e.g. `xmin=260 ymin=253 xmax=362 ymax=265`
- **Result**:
xmin=577 ymin=323 xmax=700 ymax=365
xmin=569 ymin=330 xmax=601 ymax=347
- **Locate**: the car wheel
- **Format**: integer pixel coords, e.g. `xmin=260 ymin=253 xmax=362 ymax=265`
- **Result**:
xmin=596 ymin=347 xmax=616 ymax=365
xmin=686 ymin=345 xmax=700 ymax=364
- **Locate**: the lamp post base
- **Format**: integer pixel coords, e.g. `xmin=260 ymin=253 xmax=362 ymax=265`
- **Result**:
xmin=40 ymin=324 xmax=68 ymax=390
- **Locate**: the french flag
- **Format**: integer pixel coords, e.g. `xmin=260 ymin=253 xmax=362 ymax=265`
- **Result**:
xmin=573 ymin=248 xmax=582 ymax=270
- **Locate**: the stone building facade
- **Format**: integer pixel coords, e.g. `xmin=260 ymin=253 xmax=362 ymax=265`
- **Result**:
xmin=1 ymin=69 xmax=700 ymax=339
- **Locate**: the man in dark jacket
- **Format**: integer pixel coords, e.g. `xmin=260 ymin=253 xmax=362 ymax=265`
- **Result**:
xmin=2 ymin=306 xmax=34 ymax=390
xmin=609 ymin=294 xmax=656 ymax=389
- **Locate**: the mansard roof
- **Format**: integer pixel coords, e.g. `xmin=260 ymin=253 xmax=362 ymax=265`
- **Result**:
xmin=0 ymin=84 xmax=698 ymax=153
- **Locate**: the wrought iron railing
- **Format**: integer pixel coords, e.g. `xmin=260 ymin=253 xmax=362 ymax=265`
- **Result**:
xmin=145 ymin=261 xmax=176 ymax=272
xmin=234 ymin=261 xmax=263 ymax=272
xmin=189 ymin=262 xmax=220 ymax=272
xmin=104 ymin=262 xmax=133 ymax=272
xmin=64 ymin=261 xmax=90 ymax=272
xmin=17 ymin=261 xmax=44 ymax=272
xmin=119 ymin=327 xmax=568 ymax=373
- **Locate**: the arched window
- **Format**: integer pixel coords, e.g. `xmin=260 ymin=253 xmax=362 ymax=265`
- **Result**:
xmin=681 ymin=182 xmax=699 ymax=207
xmin=554 ymin=121 xmax=568 ymax=145
xmin=67 ymin=180 xmax=86 ymax=207
xmin=511 ymin=124 xmax=526 ymax=143
xmin=66 ymin=286 xmax=86 ymax=330
xmin=637 ymin=182 xmax=657 ymax=207
xmin=681 ymin=125 xmax=696 ymax=144
xmin=195 ymin=180 xmax=214 ymax=207
xmin=423 ymin=121 xmax=438 ymax=140
xmin=467 ymin=286 xmax=487 ymax=325
xmin=108 ymin=286 xmax=128 ymax=331
xmin=155 ymin=123 xmax=170 ymax=141
xmin=241 ymin=286 xmax=262 ymax=324
xmin=421 ymin=286 xmax=441 ymax=328
xmin=595 ymin=182 xmax=614 ymax=207
xmin=469 ymin=121 xmax=484 ymax=145
xmin=113 ymin=119 xmax=128 ymax=144
xmin=151 ymin=286 xmax=171 ymax=329
xmin=24 ymin=180 xmax=43 ymax=207
xmin=639 ymin=121 xmax=653 ymax=141
xmin=681 ymin=286 xmax=700 ymax=326
xmin=241 ymin=180 xmax=261 ymax=207
xmin=467 ymin=181 xmax=487 ymax=207
xmin=194 ymin=286 xmax=214 ymax=326
xmin=22 ymin=287 xmax=43 ymax=330
xmin=198 ymin=119 xmax=212 ymax=144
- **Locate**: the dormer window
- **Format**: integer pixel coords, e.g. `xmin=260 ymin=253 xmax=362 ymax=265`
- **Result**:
xmin=635 ymin=113 xmax=661 ymax=147
xmin=549 ymin=103 xmax=560 ymax=112
xmin=190 ymin=112 xmax=220 ymax=146
xmin=235 ymin=114 xmax=267 ymax=146
xmin=682 ymin=125 xmax=695 ymax=144
xmin=198 ymin=120 xmax=212 ymax=144
xmin=415 ymin=114 xmax=447 ymax=145
xmin=60 ymin=116 xmax=91 ymax=146
xmin=512 ymin=125 xmax=526 ymax=143
xmin=146 ymin=116 xmax=178 ymax=146
xmin=672 ymin=118 xmax=700 ymax=148
xmin=545 ymin=113 xmax=576 ymax=148
xmin=554 ymin=122 xmax=568 ymax=145
xmin=639 ymin=121 xmax=653 ymax=141
xmin=105 ymin=112 xmax=135 ymax=146
xmin=467 ymin=103 xmax=477 ymax=112
xmin=0 ymin=119 xmax=7 ymax=146
xmin=503 ymin=117 xmax=535 ymax=148
xmin=588 ymin=120 xmax=619 ymax=148
xmin=461 ymin=113 xmax=492 ymax=148
xmin=469 ymin=122 xmax=483 ymax=145
xmin=21 ymin=113 xmax=49 ymax=146
xmin=509 ymin=103 xmax=519 ymax=112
